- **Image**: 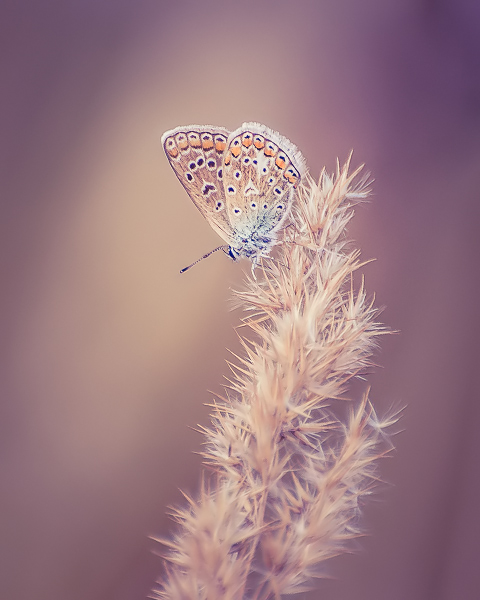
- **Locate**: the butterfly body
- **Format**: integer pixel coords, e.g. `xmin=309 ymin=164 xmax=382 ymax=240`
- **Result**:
xmin=162 ymin=122 xmax=306 ymax=268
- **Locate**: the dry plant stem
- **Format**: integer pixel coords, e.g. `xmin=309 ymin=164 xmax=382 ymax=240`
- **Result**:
xmin=155 ymin=157 xmax=394 ymax=600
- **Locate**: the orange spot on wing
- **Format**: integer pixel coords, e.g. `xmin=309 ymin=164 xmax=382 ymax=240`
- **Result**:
xmin=284 ymin=168 xmax=299 ymax=184
xmin=215 ymin=140 xmax=226 ymax=152
xmin=224 ymin=154 xmax=231 ymax=165
xmin=178 ymin=139 xmax=188 ymax=150
xmin=242 ymin=137 xmax=252 ymax=147
xmin=285 ymin=173 xmax=297 ymax=184
xmin=167 ymin=147 xmax=179 ymax=158
xmin=254 ymin=138 xmax=264 ymax=149
xmin=202 ymin=139 xmax=214 ymax=150
xmin=231 ymin=146 xmax=241 ymax=158
xmin=264 ymin=147 xmax=276 ymax=157
xmin=275 ymin=157 xmax=286 ymax=169
xmin=189 ymin=138 xmax=201 ymax=148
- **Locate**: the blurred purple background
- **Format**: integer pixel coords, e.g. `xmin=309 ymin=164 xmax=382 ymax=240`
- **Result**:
xmin=1 ymin=1 xmax=479 ymax=599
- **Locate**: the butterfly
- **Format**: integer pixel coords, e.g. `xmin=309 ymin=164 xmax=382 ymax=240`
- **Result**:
xmin=161 ymin=122 xmax=307 ymax=272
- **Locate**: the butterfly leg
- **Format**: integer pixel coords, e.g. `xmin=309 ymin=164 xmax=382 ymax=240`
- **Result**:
xmin=250 ymin=257 xmax=258 ymax=280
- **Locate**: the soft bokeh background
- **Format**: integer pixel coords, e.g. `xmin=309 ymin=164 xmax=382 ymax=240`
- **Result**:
xmin=1 ymin=1 xmax=479 ymax=599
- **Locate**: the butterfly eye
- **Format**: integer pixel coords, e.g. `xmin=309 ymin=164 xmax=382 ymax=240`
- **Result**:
xmin=234 ymin=208 xmax=242 ymax=214
xmin=196 ymin=157 xmax=204 ymax=166
xmin=207 ymin=160 xmax=216 ymax=169
xmin=244 ymin=158 xmax=250 ymax=164
xmin=234 ymin=171 xmax=241 ymax=179
xmin=251 ymin=202 xmax=257 ymax=209
xmin=263 ymin=203 xmax=268 ymax=209
xmin=263 ymin=167 xmax=267 ymax=173
xmin=189 ymin=161 xmax=196 ymax=170
xmin=277 ymin=204 xmax=284 ymax=210
xmin=185 ymin=172 xmax=193 ymax=181
xmin=253 ymin=159 xmax=258 ymax=165
xmin=274 ymin=188 xmax=282 ymax=195
xmin=227 ymin=185 xmax=236 ymax=194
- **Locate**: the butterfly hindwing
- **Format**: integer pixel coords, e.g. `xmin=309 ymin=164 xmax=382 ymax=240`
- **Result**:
xmin=162 ymin=125 xmax=234 ymax=243
xmin=222 ymin=123 xmax=307 ymax=244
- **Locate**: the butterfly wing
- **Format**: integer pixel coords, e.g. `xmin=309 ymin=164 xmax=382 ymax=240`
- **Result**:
xmin=222 ymin=122 xmax=307 ymax=245
xmin=162 ymin=125 xmax=234 ymax=244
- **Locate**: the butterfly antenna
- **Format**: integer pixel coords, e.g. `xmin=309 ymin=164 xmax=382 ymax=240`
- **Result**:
xmin=180 ymin=245 xmax=229 ymax=273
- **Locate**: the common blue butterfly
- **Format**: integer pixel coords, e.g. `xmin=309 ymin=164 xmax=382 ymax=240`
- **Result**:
xmin=162 ymin=122 xmax=307 ymax=272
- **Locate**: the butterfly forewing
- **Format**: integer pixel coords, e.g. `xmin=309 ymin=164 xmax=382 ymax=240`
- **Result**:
xmin=162 ymin=125 xmax=234 ymax=243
